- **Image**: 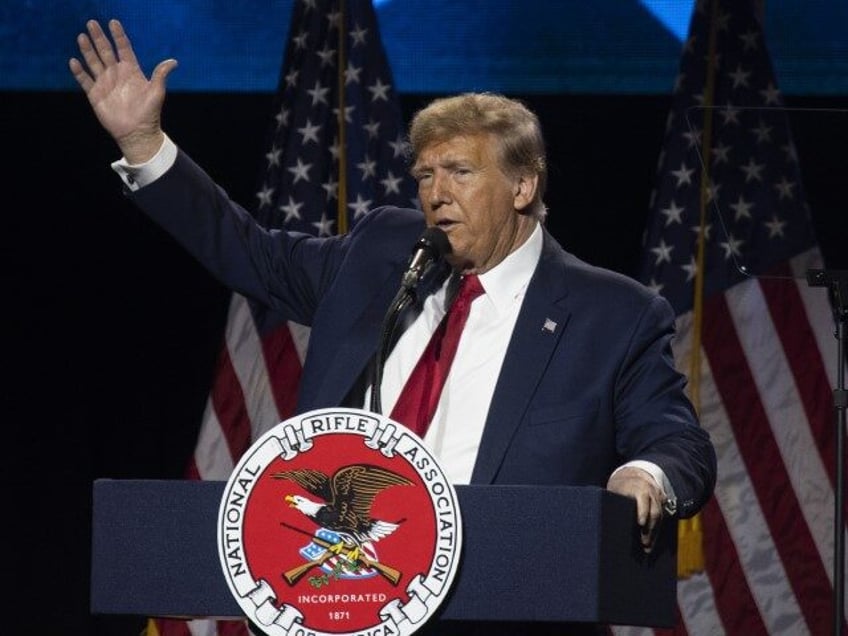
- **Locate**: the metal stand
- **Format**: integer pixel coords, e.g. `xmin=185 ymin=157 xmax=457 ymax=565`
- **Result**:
xmin=806 ymin=268 xmax=847 ymax=636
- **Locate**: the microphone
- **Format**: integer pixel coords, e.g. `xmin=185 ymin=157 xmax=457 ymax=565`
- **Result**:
xmin=370 ymin=227 xmax=452 ymax=415
xmin=401 ymin=227 xmax=452 ymax=292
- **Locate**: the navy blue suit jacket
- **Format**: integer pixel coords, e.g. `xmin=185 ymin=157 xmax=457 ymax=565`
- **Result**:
xmin=133 ymin=151 xmax=715 ymax=518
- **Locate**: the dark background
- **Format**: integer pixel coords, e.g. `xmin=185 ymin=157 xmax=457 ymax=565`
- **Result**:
xmin=4 ymin=89 xmax=847 ymax=634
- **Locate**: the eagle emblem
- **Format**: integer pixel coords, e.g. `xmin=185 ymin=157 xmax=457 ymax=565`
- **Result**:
xmin=273 ymin=463 xmax=413 ymax=585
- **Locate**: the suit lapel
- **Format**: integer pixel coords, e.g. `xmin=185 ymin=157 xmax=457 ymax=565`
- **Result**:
xmin=470 ymin=232 xmax=572 ymax=483
xmin=304 ymin=259 xmax=451 ymax=411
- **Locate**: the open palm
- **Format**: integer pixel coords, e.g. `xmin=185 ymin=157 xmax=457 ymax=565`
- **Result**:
xmin=69 ymin=19 xmax=176 ymax=161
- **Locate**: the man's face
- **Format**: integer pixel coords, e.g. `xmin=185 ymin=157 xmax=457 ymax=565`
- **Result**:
xmin=412 ymin=133 xmax=537 ymax=274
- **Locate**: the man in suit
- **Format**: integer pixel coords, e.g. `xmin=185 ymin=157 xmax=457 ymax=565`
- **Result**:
xmin=71 ymin=16 xmax=715 ymax=609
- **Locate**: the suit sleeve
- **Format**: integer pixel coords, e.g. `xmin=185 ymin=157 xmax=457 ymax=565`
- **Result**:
xmin=615 ymin=294 xmax=717 ymax=519
xmin=128 ymin=150 xmax=344 ymax=325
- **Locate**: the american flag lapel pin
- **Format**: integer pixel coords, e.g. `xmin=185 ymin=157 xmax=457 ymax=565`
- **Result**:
xmin=542 ymin=318 xmax=557 ymax=333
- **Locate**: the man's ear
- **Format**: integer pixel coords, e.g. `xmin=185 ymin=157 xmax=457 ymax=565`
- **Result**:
xmin=513 ymin=173 xmax=539 ymax=212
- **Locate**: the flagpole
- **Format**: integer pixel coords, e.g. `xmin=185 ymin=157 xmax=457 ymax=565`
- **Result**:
xmin=806 ymin=268 xmax=847 ymax=636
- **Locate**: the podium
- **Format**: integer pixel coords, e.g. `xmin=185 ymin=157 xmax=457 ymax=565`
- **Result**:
xmin=91 ymin=479 xmax=677 ymax=627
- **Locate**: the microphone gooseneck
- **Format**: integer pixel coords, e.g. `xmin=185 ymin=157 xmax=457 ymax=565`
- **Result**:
xmin=370 ymin=227 xmax=452 ymax=415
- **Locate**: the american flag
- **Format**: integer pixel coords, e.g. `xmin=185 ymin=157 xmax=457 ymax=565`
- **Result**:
xmin=148 ymin=1 xmax=417 ymax=635
xmin=618 ymin=0 xmax=845 ymax=634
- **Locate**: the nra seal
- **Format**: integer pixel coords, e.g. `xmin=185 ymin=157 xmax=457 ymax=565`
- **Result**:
xmin=217 ymin=407 xmax=463 ymax=636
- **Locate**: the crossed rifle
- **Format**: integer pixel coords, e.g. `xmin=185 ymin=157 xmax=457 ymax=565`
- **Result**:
xmin=281 ymin=523 xmax=402 ymax=586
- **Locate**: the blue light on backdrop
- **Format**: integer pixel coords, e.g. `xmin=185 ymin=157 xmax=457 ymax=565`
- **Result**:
xmin=3 ymin=0 xmax=846 ymax=94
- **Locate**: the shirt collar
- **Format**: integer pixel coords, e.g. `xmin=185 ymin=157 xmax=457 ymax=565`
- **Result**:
xmin=477 ymin=222 xmax=543 ymax=314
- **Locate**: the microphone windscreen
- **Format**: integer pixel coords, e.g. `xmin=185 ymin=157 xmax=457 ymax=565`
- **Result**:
xmin=416 ymin=226 xmax=452 ymax=259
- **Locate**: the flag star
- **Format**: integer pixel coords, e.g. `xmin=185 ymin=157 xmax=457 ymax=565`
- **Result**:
xmin=751 ymin=120 xmax=773 ymax=143
xmin=266 ymin=146 xmax=282 ymax=168
xmin=381 ymin=170 xmax=403 ymax=195
xmin=715 ymin=9 xmax=731 ymax=31
xmin=293 ymin=30 xmax=309 ymax=50
xmin=682 ymin=127 xmax=702 ymax=149
xmin=332 ymin=105 xmax=355 ymax=124
xmin=345 ymin=61 xmax=362 ymax=84
xmin=368 ymin=78 xmax=391 ymax=102
xmin=284 ymin=69 xmax=299 ymax=89
xmin=719 ymin=234 xmax=744 ymax=259
xmin=764 ymin=215 xmax=787 ymax=238
xmin=691 ymin=222 xmax=712 ymax=240
xmin=312 ymin=213 xmax=335 ymax=237
xmin=712 ymin=142 xmax=731 ymax=165
xmin=647 ymin=277 xmax=665 ymax=294
xmin=302 ymin=0 xmax=317 ymax=9
xmin=288 ymin=158 xmax=312 ymax=183
xmin=740 ymin=157 xmax=765 ymax=182
xmin=774 ymin=176 xmax=796 ymax=200
xmin=326 ymin=10 xmax=342 ymax=29
xmin=322 ymin=176 xmax=339 ymax=201
xmin=363 ymin=119 xmax=380 ymax=139
xmin=782 ymin=142 xmax=799 ymax=163
xmin=348 ymin=193 xmax=373 ymax=218
xmin=279 ymin=196 xmax=303 ymax=223
xmin=329 ymin=137 xmax=340 ymax=160
xmin=729 ymin=65 xmax=750 ymax=89
xmin=256 ymin=184 xmax=274 ymax=208
xmin=307 ymin=80 xmax=331 ymax=106
xmin=276 ymin=106 xmax=291 ymax=129
xmin=388 ymin=134 xmax=409 ymax=158
xmin=719 ymin=103 xmax=740 ymax=125
xmin=706 ymin=180 xmax=721 ymax=203
xmin=729 ymin=195 xmax=754 ymax=221
xmin=681 ymin=255 xmax=698 ymax=282
xmin=671 ymin=161 xmax=695 ymax=187
xmin=357 ymin=157 xmax=377 ymax=179
xmin=739 ymin=30 xmax=758 ymax=51
xmin=661 ymin=200 xmax=686 ymax=226
xmin=350 ymin=23 xmax=368 ymax=47
xmin=316 ymin=44 xmax=336 ymax=68
xmin=651 ymin=239 xmax=675 ymax=265
xmin=759 ymin=82 xmax=781 ymax=105
xmin=297 ymin=119 xmax=321 ymax=145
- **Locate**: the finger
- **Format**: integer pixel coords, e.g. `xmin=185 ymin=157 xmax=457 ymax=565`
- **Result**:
xmin=76 ymin=31 xmax=104 ymax=78
xmin=108 ymin=19 xmax=139 ymax=67
xmin=640 ymin=496 xmax=663 ymax=552
xmin=88 ymin=19 xmax=118 ymax=67
xmin=68 ymin=57 xmax=94 ymax=93
xmin=151 ymin=58 xmax=179 ymax=86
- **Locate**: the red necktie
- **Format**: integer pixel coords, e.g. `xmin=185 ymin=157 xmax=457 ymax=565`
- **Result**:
xmin=390 ymin=274 xmax=485 ymax=437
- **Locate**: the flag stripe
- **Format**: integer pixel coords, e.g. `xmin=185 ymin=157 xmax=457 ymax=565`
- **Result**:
xmin=703 ymin=290 xmax=831 ymax=634
xmin=675 ymin=311 xmax=802 ymax=635
xmin=701 ymin=498 xmax=770 ymax=635
xmin=730 ymin=277 xmax=836 ymax=577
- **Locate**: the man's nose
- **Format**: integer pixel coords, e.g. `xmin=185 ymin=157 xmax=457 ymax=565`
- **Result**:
xmin=429 ymin=172 xmax=451 ymax=206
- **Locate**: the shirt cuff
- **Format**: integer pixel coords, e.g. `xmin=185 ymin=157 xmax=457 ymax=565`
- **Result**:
xmin=110 ymin=133 xmax=178 ymax=192
xmin=613 ymin=459 xmax=678 ymax=516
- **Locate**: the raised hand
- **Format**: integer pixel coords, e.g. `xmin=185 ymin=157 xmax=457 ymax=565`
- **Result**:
xmin=69 ymin=19 xmax=177 ymax=163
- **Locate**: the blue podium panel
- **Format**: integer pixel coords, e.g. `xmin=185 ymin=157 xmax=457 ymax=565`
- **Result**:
xmin=91 ymin=480 xmax=675 ymax=626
